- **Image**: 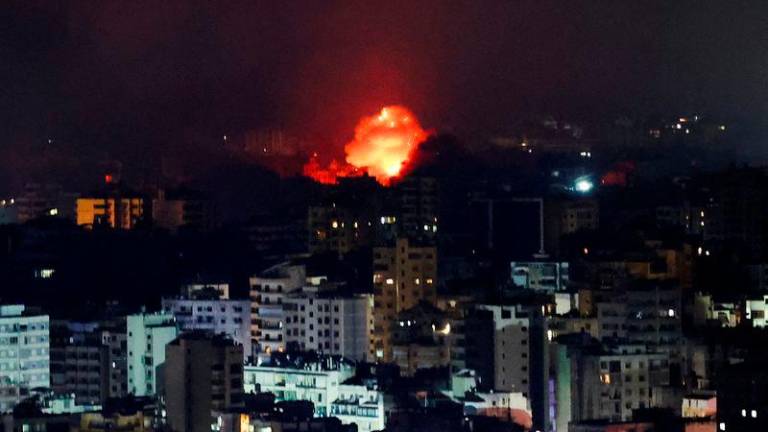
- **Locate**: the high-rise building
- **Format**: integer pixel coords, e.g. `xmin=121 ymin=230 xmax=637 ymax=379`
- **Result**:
xmin=249 ymin=264 xmax=306 ymax=357
xmin=462 ymin=302 xmax=549 ymax=432
xmin=569 ymin=345 xmax=671 ymax=423
xmin=162 ymin=294 xmax=251 ymax=358
xmin=396 ymin=175 xmax=439 ymax=242
xmin=0 ymin=305 xmax=50 ymax=412
xmin=49 ymin=321 xmax=109 ymax=405
xmin=372 ymin=238 xmax=437 ymax=360
xmin=99 ymin=318 xmax=128 ymax=400
xmin=283 ymin=292 xmax=373 ymax=362
xmin=126 ymin=312 xmax=177 ymax=396
xmin=165 ymin=332 xmax=244 ymax=432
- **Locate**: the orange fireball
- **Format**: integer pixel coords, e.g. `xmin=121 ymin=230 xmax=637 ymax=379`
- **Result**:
xmin=303 ymin=105 xmax=429 ymax=186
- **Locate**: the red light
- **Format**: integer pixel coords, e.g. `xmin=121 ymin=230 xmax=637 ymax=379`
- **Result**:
xmin=105 ymin=174 xmax=113 ymax=184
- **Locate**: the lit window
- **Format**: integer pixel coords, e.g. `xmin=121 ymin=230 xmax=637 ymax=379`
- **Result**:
xmin=385 ymin=278 xmax=394 ymax=285
xmin=752 ymin=410 xmax=757 ymax=418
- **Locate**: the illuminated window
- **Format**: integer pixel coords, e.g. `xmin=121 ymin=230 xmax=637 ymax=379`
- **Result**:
xmin=385 ymin=278 xmax=394 ymax=285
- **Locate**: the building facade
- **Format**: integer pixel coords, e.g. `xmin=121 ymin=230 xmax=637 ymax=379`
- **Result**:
xmin=249 ymin=264 xmax=306 ymax=357
xmin=162 ymin=297 xmax=251 ymax=357
xmin=76 ymin=196 xmax=145 ymax=229
xmin=243 ymin=358 xmax=384 ymax=432
xmin=283 ymin=292 xmax=373 ymax=362
xmin=126 ymin=312 xmax=177 ymax=396
xmin=372 ymin=238 xmax=437 ymax=360
xmin=0 ymin=305 xmax=50 ymax=413
xmin=165 ymin=333 xmax=244 ymax=432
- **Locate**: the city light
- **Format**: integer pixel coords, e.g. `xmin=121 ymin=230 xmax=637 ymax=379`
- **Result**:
xmin=574 ymin=177 xmax=594 ymax=193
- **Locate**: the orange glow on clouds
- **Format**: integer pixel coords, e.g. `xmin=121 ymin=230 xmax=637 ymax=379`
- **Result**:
xmin=304 ymin=105 xmax=428 ymax=186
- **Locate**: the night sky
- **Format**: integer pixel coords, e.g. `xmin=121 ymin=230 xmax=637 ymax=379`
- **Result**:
xmin=2 ymin=1 xmax=767 ymax=192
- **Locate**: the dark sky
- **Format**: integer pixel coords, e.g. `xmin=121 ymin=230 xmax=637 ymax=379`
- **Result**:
xmin=2 ymin=1 xmax=767 ymax=191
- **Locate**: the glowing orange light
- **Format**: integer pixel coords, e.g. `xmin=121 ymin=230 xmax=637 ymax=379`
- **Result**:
xmin=303 ymin=105 xmax=429 ymax=186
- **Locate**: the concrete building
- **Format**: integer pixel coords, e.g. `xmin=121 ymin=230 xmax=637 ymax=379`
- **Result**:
xmin=249 ymin=264 xmax=306 ymax=357
xmin=594 ymin=281 xmax=682 ymax=356
xmin=244 ymin=355 xmax=384 ymax=432
xmin=126 ymin=312 xmax=177 ymax=397
xmin=99 ymin=318 xmax=128 ymax=400
xmin=464 ymin=304 xmax=532 ymax=395
xmin=570 ymin=346 xmax=671 ymax=423
xmin=308 ymin=205 xmax=373 ymax=255
xmin=162 ymin=295 xmax=251 ymax=358
xmin=0 ymin=305 xmax=50 ymax=412
xmin=165 ymin=332 xmax=244 ymax=432
xmin=462 ymin=302 xmax=549 ymax=432
xmin=16 ymin=183 xmax=77 ymax=223
xmin=284 ymin=291 xmax=373 ymax=362
xmin=390 ymin=302 xmax=451 ymax=376
xmin=396 ymin=175 xmax=439 ymax=242
xmin=49 ymin=321 xmax=108 ymax=405
xmin=76 ymin=196 xmax=145 ymax=229
xmin=745 ymin=294 xmax=768 ymax=327
xmin=152 ymin=189 xmax=213 ymax=232
xmin=372 ymin=238 xmax=437 ymax=360
xmin=510 ymin=261 xmax=570 ymax=292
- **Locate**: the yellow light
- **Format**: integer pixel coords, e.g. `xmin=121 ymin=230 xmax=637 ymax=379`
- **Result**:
xmin=240 ymin=414 xmax=250 ymax=431
xmin=438 ymin=323 xmax=451 ymax=335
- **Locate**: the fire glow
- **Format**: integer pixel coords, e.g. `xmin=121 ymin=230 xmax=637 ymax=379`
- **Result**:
xmin=303 ymin=105 xmax=429 ymax=186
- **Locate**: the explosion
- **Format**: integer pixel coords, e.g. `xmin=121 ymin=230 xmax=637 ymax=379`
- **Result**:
xmin=303 ymin=105 xmax=429 ymax=186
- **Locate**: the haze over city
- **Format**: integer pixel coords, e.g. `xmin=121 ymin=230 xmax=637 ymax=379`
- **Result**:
xmin=1 ymin=2 xmax=768 ymax=432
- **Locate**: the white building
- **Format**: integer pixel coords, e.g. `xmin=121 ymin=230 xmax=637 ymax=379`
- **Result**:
xmin=249 ymin=264 xmax=306 ymax=357
xmin=510 ymin=261 xmax=569 ymax=292
xmin=162 ymin=297 xmax=251 ymax=357
xmin=244 ymin=358 xmax=384 ymax=432
xmin=284 ymin=292 xmax=373 ymax=362
xmin=0 ymin=305 xmax=50 ymax=412
xmin=126 ymin=312 xmax=178 ymax=396
xmin=746 ymin=295 xmax=768 ymax=327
